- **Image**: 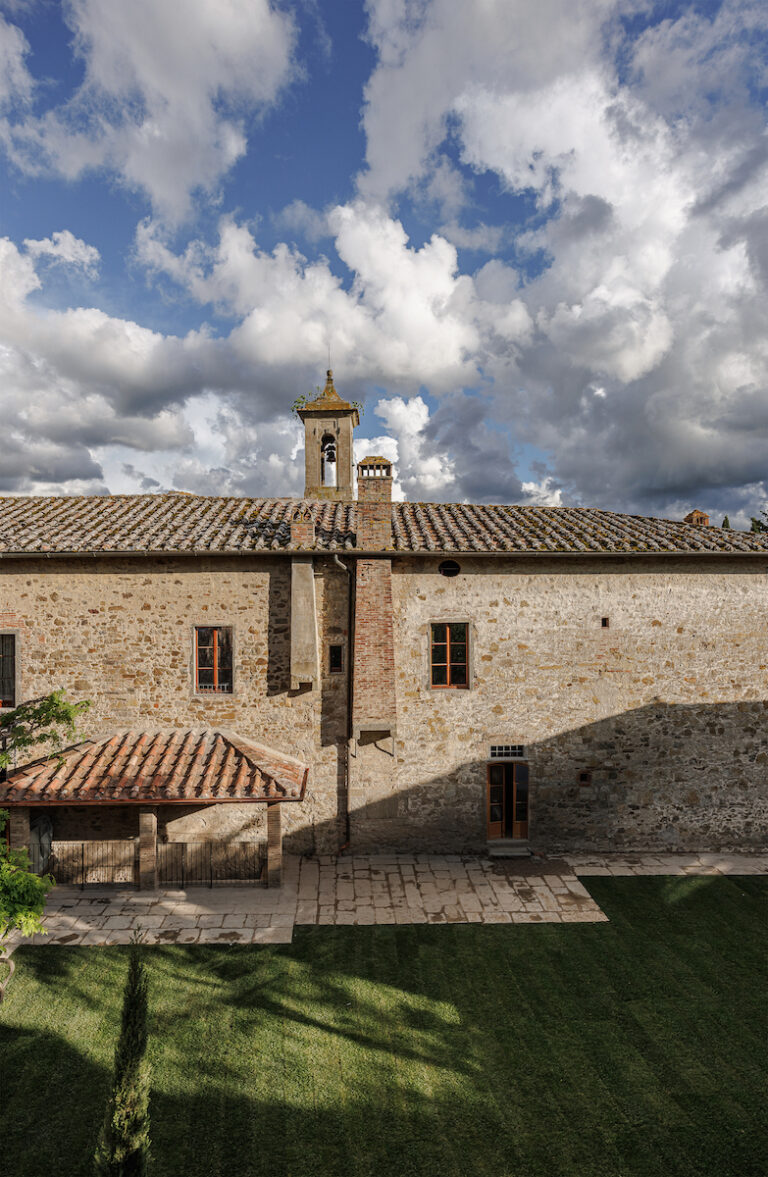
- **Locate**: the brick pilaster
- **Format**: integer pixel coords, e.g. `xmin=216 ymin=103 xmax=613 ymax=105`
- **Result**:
xmin=352 ymin=559 xmax=396 ymax=738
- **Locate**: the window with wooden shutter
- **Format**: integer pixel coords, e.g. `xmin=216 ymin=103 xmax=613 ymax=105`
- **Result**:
xmin=194 ymin=627 xmax=233 ymax=693
xmin=430 ymin=622 xmax=469 ymax=688
xmin=0 ymin=634 xmax=16 ymax=709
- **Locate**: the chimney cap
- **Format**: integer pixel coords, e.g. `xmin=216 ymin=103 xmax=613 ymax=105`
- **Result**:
xmin=358 ymin=456 xmax=393 ymax=474
xmin=683 ymin=509 xmax=710 ymax=526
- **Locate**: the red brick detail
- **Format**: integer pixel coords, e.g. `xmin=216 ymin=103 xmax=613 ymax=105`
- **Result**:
xmin=357 ymin=472 xmax=393 ymax=504
xmin=352 ymin=560 xmax=396 ymax=735
xmin=356 ymin=461 xmax=393 ymax=549
xmin=683 ymin=509 xmax=710 ymax=527
xmin=356 ymin=502 xmax=392 ymax=549
xmin=290 ymin=507 xmax=316 ymax=547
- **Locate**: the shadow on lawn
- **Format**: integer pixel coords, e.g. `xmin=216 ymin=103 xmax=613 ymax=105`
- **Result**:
xmin=2 ymin=1004 xmax=765 ymax=1177
xmin=4 ymin=877 xmax=766 ymax=1177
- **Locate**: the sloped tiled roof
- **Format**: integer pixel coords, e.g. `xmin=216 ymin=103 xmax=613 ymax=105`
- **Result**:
xmin=1 ymin=493 xmax=767 ymax=555
xmin=0 ymin=730 xmax=308 ymax=805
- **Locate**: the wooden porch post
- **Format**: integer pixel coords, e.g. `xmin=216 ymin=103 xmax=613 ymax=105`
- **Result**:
xmin=266 ymin=802 xmax=282 ymax=888
xmin=138 ymin=808 xmax=157 ymax=890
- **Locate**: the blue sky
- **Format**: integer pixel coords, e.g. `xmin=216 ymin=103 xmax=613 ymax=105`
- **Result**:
xmin=1 ymin=0 xmax=767 ymax=523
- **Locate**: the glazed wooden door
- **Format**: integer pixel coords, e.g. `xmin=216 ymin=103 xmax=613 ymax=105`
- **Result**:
xmin=487 ymin=763 xmax=505 ymax=839
xmin=486 ymin=763 xmax=529 ymax=839
xmin=511 ymin=761 xmax=529 ymax=839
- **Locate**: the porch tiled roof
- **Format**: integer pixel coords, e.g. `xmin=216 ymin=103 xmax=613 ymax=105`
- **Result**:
xmin=1 ymin=493 xmax=767 ymax=555
xmin=0 ymin=730 xmax=308 ymax=805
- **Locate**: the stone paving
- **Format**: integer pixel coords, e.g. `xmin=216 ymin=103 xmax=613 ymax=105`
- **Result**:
xmin=5 ymin=852 xmax=765 ymax=952
xmin=10 ymin=858 xmax=302 ymax=950
xmin=294 ymin=854 xmax=605 ymax=926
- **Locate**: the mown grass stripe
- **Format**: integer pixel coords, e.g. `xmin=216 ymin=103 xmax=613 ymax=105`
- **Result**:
xmin=0 ymin=877 xmax=764 ymax=1177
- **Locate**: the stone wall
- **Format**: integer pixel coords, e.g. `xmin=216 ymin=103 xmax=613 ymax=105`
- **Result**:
xmin=348 ymin=555 xmax=768 ymax=853
xmin=0 ymin=554 xmax=351 ymax=855
xmin=3 ymin=551 xmax=767 ymax=856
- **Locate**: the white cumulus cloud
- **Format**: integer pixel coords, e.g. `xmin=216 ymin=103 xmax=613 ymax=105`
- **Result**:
xmin=2 ymin=0 xmax=298 ymax=221
xmin=23 ymin=230 xmax=101 ymax=275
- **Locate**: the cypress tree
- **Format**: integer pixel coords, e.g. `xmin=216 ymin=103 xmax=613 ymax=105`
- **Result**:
xmin=94 ymin=943 xmax=151 ymax=1176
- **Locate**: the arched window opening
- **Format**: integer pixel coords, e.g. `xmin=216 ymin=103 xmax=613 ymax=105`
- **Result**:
xmin=321 ymin=434 xmax=337 ymax=487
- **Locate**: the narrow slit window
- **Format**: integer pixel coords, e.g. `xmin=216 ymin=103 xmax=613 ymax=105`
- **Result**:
xmin=195 ymin=627 xmax=233 ymax=694
xmin=0 ymin=634 xmax=16 ymax=708
xmin=329 ymin=644 xmax=344 ymax=674
xmin=601 ymin=617 xmax=610 ymax=628
xmin=430 ymin=622 xmax=469 ymax=688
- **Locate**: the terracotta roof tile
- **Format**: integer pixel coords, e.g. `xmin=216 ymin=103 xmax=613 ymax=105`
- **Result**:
xmin=0 ymin=730 xmax=308 ymax=805
xmin=1 ymin=493 xmax=767 ymax=555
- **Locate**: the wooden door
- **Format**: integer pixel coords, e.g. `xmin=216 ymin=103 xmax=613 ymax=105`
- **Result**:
xmin=487 ymin=763 xmax=505 ymax=839
xmin=510 ymin=761 xmax=529 ymax=839
xmin=486 ymin=762 xmax=529 ymax=839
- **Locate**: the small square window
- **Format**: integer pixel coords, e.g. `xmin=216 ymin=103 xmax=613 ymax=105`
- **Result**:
xmin=194 ymin=627 xmax=233 ymax=694
xmin=329 ymin=644 xmax=344 ymax=674
xmin=0 ymin=634 xmax=17 ymax=709
xmin=579 ymin=770 xmax=593 ymax=787
xmin=601 ymin=617 xmax=610 ymax=628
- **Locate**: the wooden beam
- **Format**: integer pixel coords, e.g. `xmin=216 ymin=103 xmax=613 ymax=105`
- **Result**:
xmin=138 ymin=808 xmax=157 ymax=890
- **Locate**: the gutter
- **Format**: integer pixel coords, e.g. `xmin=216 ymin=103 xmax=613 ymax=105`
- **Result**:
xmin=1 ymin=548 xmax=767 ymax=561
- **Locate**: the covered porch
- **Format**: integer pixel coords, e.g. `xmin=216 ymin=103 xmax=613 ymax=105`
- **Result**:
xmin=0 ymin=729 xmax=309 ymax=889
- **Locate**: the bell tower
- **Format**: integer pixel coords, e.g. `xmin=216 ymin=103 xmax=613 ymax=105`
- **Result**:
xmin=298 ymin=370 xmax=359 ymax=500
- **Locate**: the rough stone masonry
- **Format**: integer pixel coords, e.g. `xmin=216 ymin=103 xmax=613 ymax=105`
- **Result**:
xmin=0 ymin=372 xmax=766 ymax=863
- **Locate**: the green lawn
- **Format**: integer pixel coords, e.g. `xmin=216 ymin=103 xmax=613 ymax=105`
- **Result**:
xmin=1 ymin=876 xmax=766 ymax=1177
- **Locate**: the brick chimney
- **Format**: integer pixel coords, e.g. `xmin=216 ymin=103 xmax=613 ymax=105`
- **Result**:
xmin=683 ymin=509 xmax=710 ymax=527
xmin=290 ymin=506 xmax=315 ymax=547
xmin=356 ymin=457 xmax=393 ymax=549
xmin=352 ymin=457 xmax=396 ymax=738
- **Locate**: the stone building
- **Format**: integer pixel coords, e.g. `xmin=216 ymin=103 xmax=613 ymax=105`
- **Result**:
xmin=1 ymin=371 xmax=767 ymax=885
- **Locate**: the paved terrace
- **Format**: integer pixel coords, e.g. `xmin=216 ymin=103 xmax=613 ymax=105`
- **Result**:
xmin=6 ymin=852 xmax=766 ymax=950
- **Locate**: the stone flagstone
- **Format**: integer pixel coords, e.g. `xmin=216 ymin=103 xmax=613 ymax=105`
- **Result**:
xmin=3 ymin=852 xmax=765 ymax=954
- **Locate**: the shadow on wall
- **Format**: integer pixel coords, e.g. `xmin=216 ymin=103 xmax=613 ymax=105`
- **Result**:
xmin=34 ymin=699 xmax=768 ymax=858
xmin=283 ymin=697 xmax=768 ymax=856
xmin=266 ymin=564 xmax=291 ymax=697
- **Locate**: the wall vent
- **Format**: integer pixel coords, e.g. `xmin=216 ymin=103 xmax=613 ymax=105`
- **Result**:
xmin=489 ymin=744 xmax=525 ymax=760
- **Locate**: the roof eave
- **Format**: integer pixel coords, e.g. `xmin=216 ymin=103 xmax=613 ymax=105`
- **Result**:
xmin=0 ymin=795 xmax=304 ymax=805
xmin=1 ymin=547 xmax=767 ymax=559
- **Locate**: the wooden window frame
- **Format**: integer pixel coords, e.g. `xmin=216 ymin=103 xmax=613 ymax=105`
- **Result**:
xmin=0 ymin=630 xmax=20 ymax=712
xmin=429 ymin=621 xmax=470 ymax=690
xmin=193 ymin=626 xmax=234 ymax=695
